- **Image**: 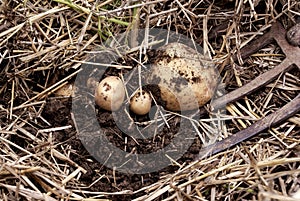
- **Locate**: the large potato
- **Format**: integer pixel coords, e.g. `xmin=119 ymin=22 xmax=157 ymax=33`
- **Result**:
xmin=148 ymin=43 xmax=218 ymax=111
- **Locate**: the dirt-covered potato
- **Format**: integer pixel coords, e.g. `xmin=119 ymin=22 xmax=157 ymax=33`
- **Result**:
xmin=148 ymin=42 xmax=218 ymax=111
xmin=55 ymin=83 xmax=76 ymax=97
xmin=130 ymin=90 xmax=152 ymax=115
xmin=95 ymin=76 xmax=125 ymax=111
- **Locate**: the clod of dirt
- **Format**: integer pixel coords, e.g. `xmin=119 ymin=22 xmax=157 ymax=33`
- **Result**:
xmin=147 ymin=42 xmax=218 ymax=111
xmin=95 ymin=76 xmax=125 ymax=111
xmin=286 ymin=23 xmax=300 ymax=46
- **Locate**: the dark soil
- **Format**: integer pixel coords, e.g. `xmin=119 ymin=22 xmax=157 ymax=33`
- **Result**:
xmin=42 ymin=98 xmax=202 ymax=200
xmin=40 ymin=49 xmax=207 ymax=200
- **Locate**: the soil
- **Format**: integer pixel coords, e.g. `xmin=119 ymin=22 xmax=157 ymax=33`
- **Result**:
xmin=39 ymin=49 xmax=208 ymax=200
xmin=2 ymin=1 xmax=299 ymax=199
xmin=2 ymin=37 xmax=298 ymax=200
xmin=42 ymin=98 xmax=202 ymax=200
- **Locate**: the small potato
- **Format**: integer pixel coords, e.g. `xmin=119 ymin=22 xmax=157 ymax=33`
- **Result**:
xmin=95 ymin=76 xmax=125 ymax=111
xmin=130 ymin=90 xmax=152 ymax=115
xmin=55 ymin=83 xmax=76 ymax=97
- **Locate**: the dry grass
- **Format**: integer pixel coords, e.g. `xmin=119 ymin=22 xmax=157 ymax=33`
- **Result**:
xmin=0 ymin=0 xmax=300 ymax=200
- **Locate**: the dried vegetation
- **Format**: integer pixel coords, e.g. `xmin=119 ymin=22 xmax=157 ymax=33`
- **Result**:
xmin=0 ymin=0 xmax=300 ymax=200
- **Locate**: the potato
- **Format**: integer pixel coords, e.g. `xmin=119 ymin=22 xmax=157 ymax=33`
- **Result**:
xmin=148 ymin=43 xmax=218 ymax=111
xmin=95 ymin=76 xmax=125 ymax=111
xmin=55 ymin=83 xmax=76 ymax=97
xmin=130 ymin=90 xmax=152 ymax=115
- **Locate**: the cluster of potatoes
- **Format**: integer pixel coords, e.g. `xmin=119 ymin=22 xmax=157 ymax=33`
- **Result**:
xmin=94 ymin=75 xmax=152 ymax=115
xmin=94 ymin=76 xmax=152 ymax=115
xmin=94 ymin=42 xmax=218 ymax=115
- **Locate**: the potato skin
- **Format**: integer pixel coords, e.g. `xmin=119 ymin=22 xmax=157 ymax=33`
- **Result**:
xmin=95 ymin=76 xmax=125 ymax=111
xmin=148 ymin=43 xmax=218 ymax=111
xmin=130 ymin=90 xmax=152 ymax=115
